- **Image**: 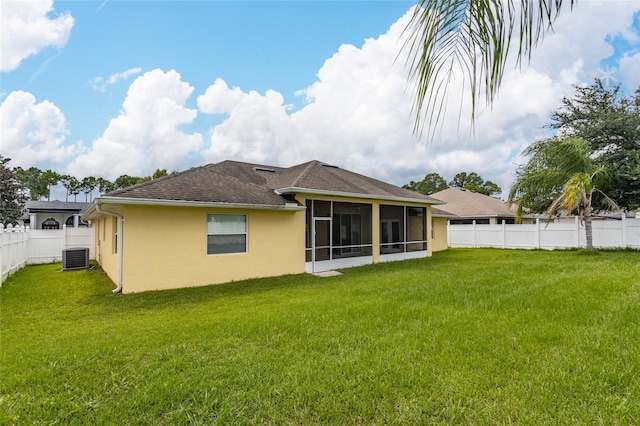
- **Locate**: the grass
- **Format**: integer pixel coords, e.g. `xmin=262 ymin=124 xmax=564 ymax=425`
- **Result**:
xmin=1 ymin=249 xmax=639 ymax=424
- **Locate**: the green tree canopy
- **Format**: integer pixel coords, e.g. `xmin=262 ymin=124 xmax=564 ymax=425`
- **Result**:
xmin=114 ymin=175 xmax=144 ymax=190
xmin=548 ymin=80 xmax=640 ymax=210
xmin=152 ymin=169 xmax=169 ymax=179
xmin=81 ymin=176 xmax=98 ymax=202
xmin=14 ymin=166 xmax=52 ymax=201
xmin=0 ymin=156 xmax=27 ymax=225
xmin=449 ymin=172 xmax=501 ymax=196
xmin=97 ymin=177 xmax=115 ymax=194
xmin=403 ymin=172 xmax=448 ymax=195
xmin=405 ymin=171 xmax=501 ymax=196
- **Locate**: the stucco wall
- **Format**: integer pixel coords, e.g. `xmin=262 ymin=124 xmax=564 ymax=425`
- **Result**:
xmin=431 ymin=217 xmax=449 ymax=252
xmin=94 ymin=215 xmax=120 ymax=286
xmin=99 ymin=205 xmax=305 ymax=293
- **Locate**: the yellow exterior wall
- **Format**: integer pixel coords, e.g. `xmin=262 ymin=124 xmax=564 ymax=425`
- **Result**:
xmin=93 ymin=214 xmax=120 ymax=286
xmin=431 ymin=217 xmax=449 ymax=252
xmin=92 ymin=195 xmax=439 ymax=293
xmin=105 ymin=205 xmax=305 ymax=293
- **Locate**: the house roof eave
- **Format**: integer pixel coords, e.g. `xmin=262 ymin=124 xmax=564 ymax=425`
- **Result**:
xmin=275 ymin=187 xmax=445 ymax=205
xmin=82 ymin=196 xmax=305 ymax=221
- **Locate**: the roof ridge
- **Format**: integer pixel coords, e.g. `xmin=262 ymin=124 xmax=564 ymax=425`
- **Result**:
xmin=289 ymin=160 xmax=320 ymax=188
xmin=106 ymin=166 xmax=201 ymax=196
xmin=217 ymin=159 xmax=286 ymax=171
xmin=194 ymin=164 xmax=285 ymax=193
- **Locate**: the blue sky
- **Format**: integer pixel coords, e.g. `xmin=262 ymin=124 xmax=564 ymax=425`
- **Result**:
xmin=2 ymin=0 xmax=640 ymax=199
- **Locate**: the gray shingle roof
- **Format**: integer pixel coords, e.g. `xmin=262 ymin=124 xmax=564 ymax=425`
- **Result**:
xmin=104 ymin=160 xmax=440 ymax=206
xmin=25 ymin=200 xmax=90 ymax=212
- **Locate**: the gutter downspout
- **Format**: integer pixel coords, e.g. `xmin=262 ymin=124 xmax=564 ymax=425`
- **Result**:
xmin=96 ymin=202 xmax=124 ymax=294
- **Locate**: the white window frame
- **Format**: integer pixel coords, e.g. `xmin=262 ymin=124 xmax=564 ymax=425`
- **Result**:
xmin=206 ymin=214 xmax=248 ymax=255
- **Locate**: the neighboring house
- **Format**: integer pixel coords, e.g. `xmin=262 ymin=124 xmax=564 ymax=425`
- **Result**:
xmin=24 ymin=201 xmax=90 ymax=230
xmin=82 ymin=160 xmax=444 ymax=294
xmin=430 ymin=187 xmax=530 ymax=225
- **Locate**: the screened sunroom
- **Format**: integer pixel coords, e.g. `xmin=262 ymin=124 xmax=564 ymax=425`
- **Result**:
xmin=304 ymin=199 xmax=428 ymax=273
xmin=379 ymin=204 xmax=428 ymax=262
xmin=305 ymin=200 xmax=373 ymax=273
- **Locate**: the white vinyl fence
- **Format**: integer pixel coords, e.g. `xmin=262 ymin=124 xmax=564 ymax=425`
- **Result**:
xmin=448 ymin=216 xmax=640 ymax=250
xmin=0 ymin=224 xmax=95 ymax=285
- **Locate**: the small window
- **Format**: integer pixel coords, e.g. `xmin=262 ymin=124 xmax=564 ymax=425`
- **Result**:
xmin=207 ymin=214 xmax=247 ymax=255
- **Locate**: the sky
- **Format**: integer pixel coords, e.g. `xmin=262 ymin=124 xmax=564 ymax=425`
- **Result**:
xmin=2 ymin=0 xmax=640 ymax=201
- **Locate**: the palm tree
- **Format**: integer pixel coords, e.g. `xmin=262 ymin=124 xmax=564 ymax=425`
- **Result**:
xmin=508 ymin=137 xmax=618 ymax=251
xmin=403 ymin=0 xmax=575 ymax=135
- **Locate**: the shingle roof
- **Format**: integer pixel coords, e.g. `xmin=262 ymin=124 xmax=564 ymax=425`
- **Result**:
xmin=431 ymin=206 xmax=458 ymax=218
xmin=25 ymin=200 xmax=90 ymax=212
xmin=104 ymin=160 xmax=440 ymax=206
xmin=105 ymin=163 xmax=289 ymax=206
xmin=430 ymin=187 xmax=515 ymax=217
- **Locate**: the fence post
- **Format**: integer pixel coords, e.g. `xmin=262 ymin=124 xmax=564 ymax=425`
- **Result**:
xmin=621 ymin=215 xmax=627 ymax=248
xmin=0 ymin=224 xmax=4 ymax=286
xmin=535 ymin=218 xmax=541 ymax=249
xmin=502 ymin=220 xmax=506 ymax=249
xmin=23 ymin=226 xmax=30 ymax=268
xmin=62 ymin=224 xmax=67 ymax=250
xmin=446 ymin=221 xmax=450 ymax=248
xmin=575 ymin=216 xmax=580 ymax=248
xmin=472 ymin=220 xmax=477 ymax=248
xmin=6 ymin=224 xmax=12 ymax=279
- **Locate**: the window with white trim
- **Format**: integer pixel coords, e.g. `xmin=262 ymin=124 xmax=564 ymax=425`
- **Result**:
xmin=207 ymin=214 xmax=247 ymax=255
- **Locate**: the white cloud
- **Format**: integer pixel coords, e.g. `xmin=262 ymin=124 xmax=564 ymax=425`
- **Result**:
xmin=0 ymin=90 xmax=74 ymax=167
xmin=66 ymin=69 xmax=203 ymax=179
xmin=91 ymin=67 xmax=143 ymax=92
xmin=196 ymin=4 xmax=640 ymax=198
xmin=619 ymin=52 xmax=640 ymax=89
xmin=0 ymin=0 xmax=74 ymax=72
xmin=8 ymin=2 xmax=638 ymax=200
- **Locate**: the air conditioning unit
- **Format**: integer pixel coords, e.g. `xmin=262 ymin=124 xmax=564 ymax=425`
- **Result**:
xmin=62 ymin=248 xmax=90 ymax=271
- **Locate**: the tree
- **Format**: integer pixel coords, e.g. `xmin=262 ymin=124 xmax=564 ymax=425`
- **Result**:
xmin=403 ymin=1 xmax=575 ymax=134
xmin=152 ymin=169 xmax=168 ymax=179
xmin=0 ymin=156 xmax=27 ymax=225
xmin=81 ymin=176 xmax=98 ymax=202
xmin=97 ymin=177 xmax=115 ymax=194
xmin=114 ymin=175 xmax=143 ymax=190
xmin=509 ymin=137 xmax=617 ymax=251
xmin=549 ymin=79 xmax=640 ymax=210
xmin=41 ymin=170 xmax=60 ymax=201
xmin=14 ymin=166 xmax=49 ymax=200
xmin=403 ymin=172 xmax=448 ymax=194
xmin=59 ymin=175 xmax=81 ymax=202
xmin=449 ymin=172 xmax=501 ymax=196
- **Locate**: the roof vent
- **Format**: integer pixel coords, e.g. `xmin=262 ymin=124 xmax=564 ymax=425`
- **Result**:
xmin=62 ymin=248 xmax=90 ymax=271
xmin=254 ymin=167 xmax=276 ymax=173
xmin=321 ymin=163 xmax=339 ymax=169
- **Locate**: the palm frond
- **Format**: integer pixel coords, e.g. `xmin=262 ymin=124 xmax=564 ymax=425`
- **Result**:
xmin=403 ymin=0 xmax=575 ymax=137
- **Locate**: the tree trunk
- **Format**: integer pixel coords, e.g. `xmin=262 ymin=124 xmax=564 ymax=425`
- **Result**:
xmin=584 ymin=204 xmax=594 ymax=251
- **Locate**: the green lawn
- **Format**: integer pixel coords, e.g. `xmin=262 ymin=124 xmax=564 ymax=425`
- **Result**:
xmin=1 ymin=249 xmax=639 ymax=424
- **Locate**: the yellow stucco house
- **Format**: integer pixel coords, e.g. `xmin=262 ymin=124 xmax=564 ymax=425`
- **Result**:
xmin=82 ymin=160 xmax=445 ymax=294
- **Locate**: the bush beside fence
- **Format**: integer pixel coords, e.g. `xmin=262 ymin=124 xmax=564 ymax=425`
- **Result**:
xmin=448 ymin=216 xmax=640 ymax=250
xmin=1 ymin=225 xmax=95 ymax=285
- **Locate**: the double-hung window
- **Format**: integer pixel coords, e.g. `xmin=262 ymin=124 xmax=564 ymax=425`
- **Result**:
xmin=207 ymin=214 xmax=247 ymax=255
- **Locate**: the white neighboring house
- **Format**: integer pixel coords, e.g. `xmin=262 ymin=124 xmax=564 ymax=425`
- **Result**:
xmin=23 ymin=201 xmax=89 ymax=230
